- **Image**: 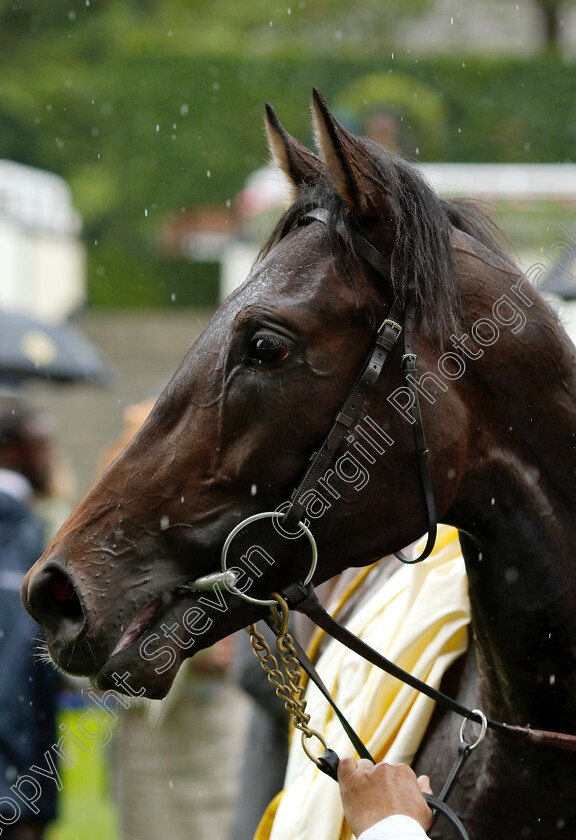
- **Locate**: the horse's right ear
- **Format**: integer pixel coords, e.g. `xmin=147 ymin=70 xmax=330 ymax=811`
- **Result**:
xmin=265 ymin=103 xmax=325 ymax=194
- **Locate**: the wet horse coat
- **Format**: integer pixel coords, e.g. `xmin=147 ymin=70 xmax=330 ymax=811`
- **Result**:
xmin=22 ymin=91 xmax=576 ymax=837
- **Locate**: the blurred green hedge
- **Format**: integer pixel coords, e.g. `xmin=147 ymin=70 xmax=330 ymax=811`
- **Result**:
xmin=2 ymin=54 xmax=575 ymax=307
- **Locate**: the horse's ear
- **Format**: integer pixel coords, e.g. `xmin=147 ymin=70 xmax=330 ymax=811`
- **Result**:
xmin=265 ymin=103 xmax=325 ymax=193
xmin=311 ymin=88 xmax=379 ymax=216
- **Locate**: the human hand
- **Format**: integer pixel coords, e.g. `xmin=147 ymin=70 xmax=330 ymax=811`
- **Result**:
xmin=337 ymin=757 xmax=433 ymax=837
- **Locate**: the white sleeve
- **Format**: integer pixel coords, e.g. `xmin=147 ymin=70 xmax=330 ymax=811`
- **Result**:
xmin=357 ymin=814 xmax=430 ymax=840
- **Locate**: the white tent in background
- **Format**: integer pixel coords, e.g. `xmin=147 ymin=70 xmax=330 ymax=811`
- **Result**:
xmin=0 ymin=160 xmax=85 ymax=324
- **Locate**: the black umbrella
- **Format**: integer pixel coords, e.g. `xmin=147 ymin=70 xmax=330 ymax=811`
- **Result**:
xmin=0 ymin=309 xmax=115 ymax=385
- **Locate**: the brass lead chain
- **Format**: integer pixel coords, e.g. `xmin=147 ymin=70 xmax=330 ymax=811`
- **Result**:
xmin=246 ymin=592 xmax=328 ymax=767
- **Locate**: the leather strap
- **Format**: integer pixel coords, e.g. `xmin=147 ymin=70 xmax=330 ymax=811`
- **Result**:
xmin=424 ymin=794 xmax=470 ymax=840
xmin=283 ymin=207 xmax=438 ymax=563
xmin=499 ymin=724 xmax=576 ymax=751
xmin=283 ymin=297 xmax=404 ymax=530
xmin=394 ymin=306 xmax=437 ymax=564
xmin=266 ymin=610 xmax=471 ymax=840
xmin=282 ymin=582 xmax=576 ymax=752
xmin=282 ymin=582 xmax=502 ymax=731
xmin=265 ymin=614 xmax=375 ymax=763
xmin=306 ymin=207 xmax=393 ymax=280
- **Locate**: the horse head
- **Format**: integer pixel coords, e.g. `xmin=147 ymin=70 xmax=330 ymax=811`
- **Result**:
xmin=21 ymin=91 xmax=543 ymax=700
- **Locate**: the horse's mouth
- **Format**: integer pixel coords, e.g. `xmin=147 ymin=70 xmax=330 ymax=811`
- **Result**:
xmin=91 ymin=594 xmax=184 ymax=698
xmin=109 ymin=595 xmax=164 ymax=658
xmin=91 ymin=579 xmax=246 ymax=698
xmin=104 ymin=574 xmax=223 ymax=664
xmin=39 ymin=579 xmax=187 ymax=694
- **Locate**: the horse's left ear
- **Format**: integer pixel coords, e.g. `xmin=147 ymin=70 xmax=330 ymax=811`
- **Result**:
xmin=265 ymin=102 xmax=325 ymax=195
xmin=311 ymin=88 xmax=381 ymax=217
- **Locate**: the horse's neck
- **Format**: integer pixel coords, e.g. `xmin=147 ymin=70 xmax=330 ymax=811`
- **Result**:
xmin=451 ymin=281 xmax=576 ymax=733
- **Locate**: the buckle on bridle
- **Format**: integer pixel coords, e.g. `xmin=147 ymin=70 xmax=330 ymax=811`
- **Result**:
xmin=378 ymin=318 xmax=403 ymax=339
xmin=402 ymin=352 xmax=417 ymax=372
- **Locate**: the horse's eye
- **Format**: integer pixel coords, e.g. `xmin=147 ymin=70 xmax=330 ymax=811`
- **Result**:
xmin=245 ymin=334 xmax=292 ymax=365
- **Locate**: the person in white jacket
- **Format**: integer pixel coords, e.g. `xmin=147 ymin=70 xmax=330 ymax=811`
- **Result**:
xmin=338 ymin=758 xmax=433 ymax=840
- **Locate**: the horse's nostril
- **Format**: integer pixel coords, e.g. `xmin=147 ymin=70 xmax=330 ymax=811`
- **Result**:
xmin=47 ymin=571 xmax=84 ymax=619
xmin=25 ymin=563 xmax=85 ymax=635
xmin=49 ymin=573 xmax=75 ymax=601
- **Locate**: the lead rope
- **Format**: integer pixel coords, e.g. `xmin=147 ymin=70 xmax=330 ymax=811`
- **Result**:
xmin=249 ymin=593 xmax=473 ymax=840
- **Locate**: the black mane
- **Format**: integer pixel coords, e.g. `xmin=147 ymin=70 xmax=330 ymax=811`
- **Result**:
xmin=261 ymin=145 xmax=514 ymax=344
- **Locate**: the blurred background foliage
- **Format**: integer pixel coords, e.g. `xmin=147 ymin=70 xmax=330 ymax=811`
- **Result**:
xmin=0 ymin=0 xmax=575 ymax=308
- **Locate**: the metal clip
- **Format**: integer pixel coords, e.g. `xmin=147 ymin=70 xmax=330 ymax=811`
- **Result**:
xmin=460 ymin=709 xmax=488 ymax=751
xmin=178 ymin=569 xmax=239 ymax=592
xmin=401 ymin=353 xmax=417 ymax=371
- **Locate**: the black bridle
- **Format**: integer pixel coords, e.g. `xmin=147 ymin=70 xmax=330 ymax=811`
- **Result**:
xmin=190 ymin=206 xmax=576 ymax=838
xmin=282 ymin=208 xmax=438 ymax=565
xmin=275 ymin=209 xmax=571 ymax=752
xmin=274 ymin=207 xmax=467 ymax=837
xmin=271 ymin=208 xmax=576 ymax=838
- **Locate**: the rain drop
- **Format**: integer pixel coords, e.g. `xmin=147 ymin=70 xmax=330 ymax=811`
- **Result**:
xmin=160 ymin=516 xmax=170 ymax=530
xmin=505 ymin=567 xmax=518 ymax=583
